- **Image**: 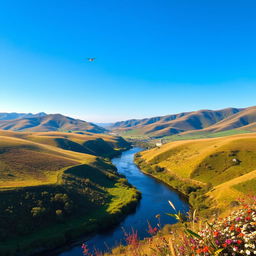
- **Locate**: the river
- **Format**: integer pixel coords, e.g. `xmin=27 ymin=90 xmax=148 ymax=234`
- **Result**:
xmin=58 ymin=147 xmax=189 ymax=256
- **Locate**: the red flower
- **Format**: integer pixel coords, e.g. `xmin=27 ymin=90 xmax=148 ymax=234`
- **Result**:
xmin=202 ymin=246 xmax=209 ymax=253
xmin=237 ymin=240 xmax=242 ymax=244
xmin=213 ymin=231 xmax=219 ymax=237
xmin=230 ymin=225 xmax=235 ymax=231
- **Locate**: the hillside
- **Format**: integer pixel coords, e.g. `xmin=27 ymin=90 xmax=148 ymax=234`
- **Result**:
xmin=0 ymin=113 xmax=105 ymax=133
xmin=136 ymin=133 xmax=256 ymax=211
xmin=105 ymin=197 xmax=256 ymax=256
xmin=111 ymin=107 xmax=256 ymax=138
xmin=0 ymin=131 xmax=139 ymax=256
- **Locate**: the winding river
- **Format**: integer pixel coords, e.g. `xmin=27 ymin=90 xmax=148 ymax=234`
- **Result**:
xmin=58 ymin=147 xmax=189 ymax=256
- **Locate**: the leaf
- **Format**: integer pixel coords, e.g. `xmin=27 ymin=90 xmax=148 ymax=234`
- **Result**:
xmin=185 ymin=229 xmax=203 ymax=240
xmin=214 ymin=249 xmax=224 ymax=255
xmin=166 ymin=213 xmax=180 ymax=221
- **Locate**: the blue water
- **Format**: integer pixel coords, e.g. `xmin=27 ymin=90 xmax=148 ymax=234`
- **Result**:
xmin=59 ymin=147 xmax=189 ymax=256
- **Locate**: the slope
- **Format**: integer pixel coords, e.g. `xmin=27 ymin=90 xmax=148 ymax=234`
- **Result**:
xmin=0 ymin=113 xmax=105 ymax=133
xmin=111 ymin=107 xmax=244 ymax=137
xmin=136 ymin=133 xmax=256 ymax=211
xmin=0 ymin=131 xmax=139 ymax=256
xmin=111 ymin=107 xmax=256 ymax=140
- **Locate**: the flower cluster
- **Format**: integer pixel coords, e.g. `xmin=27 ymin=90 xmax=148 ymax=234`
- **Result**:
xmin=210 ymin=203 xmax=256 ymax=255
xmin=178 ymin=197 xmax=256 ymax=256
xmin=81 ymin=196 xmax=256 ymax=256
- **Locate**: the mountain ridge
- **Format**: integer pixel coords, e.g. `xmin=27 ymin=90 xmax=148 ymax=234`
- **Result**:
xmin=0 ymin=113 xmax=105 ymax=133
xmin=110 ymin=107 xmax=256 ymax=137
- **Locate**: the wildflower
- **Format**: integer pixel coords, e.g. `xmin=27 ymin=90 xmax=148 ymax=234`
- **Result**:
xmin=81 ymin=243 xmax=92 ymax=256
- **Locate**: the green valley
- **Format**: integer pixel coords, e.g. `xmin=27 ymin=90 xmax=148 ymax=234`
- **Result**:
xmin=0 ymin=131 xmax=140 ymax=256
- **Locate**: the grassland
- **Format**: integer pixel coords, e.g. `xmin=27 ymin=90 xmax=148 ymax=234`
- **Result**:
xmin=135 ymin=133 xmax=256 ymax=213
xmin=162 ymin=129 xmax=252 ymax=142
xmin=0 ymin=130 xmax=140 ymax=256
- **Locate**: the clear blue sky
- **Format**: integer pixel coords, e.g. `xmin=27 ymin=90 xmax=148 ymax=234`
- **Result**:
xmin=0 ymin=0 xmax=255 ymax=122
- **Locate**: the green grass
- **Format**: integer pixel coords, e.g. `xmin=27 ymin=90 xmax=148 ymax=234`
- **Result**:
xmin=107 ymin=184 xmax=140 ymax=214
xmin=232 ymin=178 xmax=256 ymax=194
xmin=163 ymin=129 xmax=252 ymax=142
xmin=192 ymin=150 xmax=256 ymax=186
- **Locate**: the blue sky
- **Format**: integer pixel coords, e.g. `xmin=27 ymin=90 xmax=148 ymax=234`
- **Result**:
xmin=0 ymin=0 xmax=255 ymax=122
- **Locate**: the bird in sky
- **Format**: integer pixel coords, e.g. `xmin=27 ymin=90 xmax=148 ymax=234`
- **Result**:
xmin=87 ymin=58 xmax=96 ymax=62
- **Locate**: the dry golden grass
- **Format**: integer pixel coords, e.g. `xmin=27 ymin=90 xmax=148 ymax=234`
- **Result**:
xmin=140 ymin=133 xmax=256 ymax=210
xmin=141 ymin=133 xmax=256 ymax=180
xmin=0 ymin=131 xmax=121 ymax=189
xmin=207 ymin=169 xmax=256 ymax=208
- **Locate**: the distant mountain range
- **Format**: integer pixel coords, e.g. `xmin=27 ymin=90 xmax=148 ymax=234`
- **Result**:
xmin=0 ymin=112 xmax=47 ymax=121
xmin=111 ymin=106 xmax=256 ymax=137
xmin=0 ymin=113 xmax=105 ymax=133
xmin=2 ymin=107 xmax=256 ymax=137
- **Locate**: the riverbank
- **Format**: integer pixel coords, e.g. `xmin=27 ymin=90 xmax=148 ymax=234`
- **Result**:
xmin=134 ymin=153 xmax=213 ymax=216
xmin=134 ymin=134 xmax=256 ymax=216
xmin=0 ymin=176 xmax=141 ymax=256
xmin=56 ymin=147 xmax=189 ymax=256
xmin=104 ymin=196 xmax=256 ymax=256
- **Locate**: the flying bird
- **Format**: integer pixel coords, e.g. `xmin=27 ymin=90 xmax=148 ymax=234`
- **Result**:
xmin=87 ymin=58 xmax=96 ymax=62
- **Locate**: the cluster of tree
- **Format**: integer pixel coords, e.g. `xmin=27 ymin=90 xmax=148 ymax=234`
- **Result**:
xmin=0 ymin=171 xmax=113 ymax=240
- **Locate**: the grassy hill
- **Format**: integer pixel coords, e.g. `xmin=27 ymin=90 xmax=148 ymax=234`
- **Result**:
xmin=111 ymin=106 xmax=256 ymax=139
xmin=135 ymin=133 xmax=256 ymax=212
xmin=0 ymin=131 xmax=139 ymax=256
xmin=0 ymin=113 xmax=105 ymax=133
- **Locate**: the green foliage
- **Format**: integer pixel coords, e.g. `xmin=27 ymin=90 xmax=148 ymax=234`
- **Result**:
xmin=135 ymin=156 xmax=213 ymax=213
xmin=154 ymin=166 xmax=165 ymax=173
xmin=31 ymin=207 xmax=47 ymax=217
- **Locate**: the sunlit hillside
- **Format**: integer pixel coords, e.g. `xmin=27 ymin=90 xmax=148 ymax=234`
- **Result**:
xmin=0 ymin=131 xmax=140 ymax=256
xmin=0 ymin=130 xmax=130 ymax=188
xmin=0 ymin=113 xmax=106 ymax=133
xmin=112 ymin=106 xmax=256 ymax=139
xmin=136 ymin=133 xmax=256 ymax=210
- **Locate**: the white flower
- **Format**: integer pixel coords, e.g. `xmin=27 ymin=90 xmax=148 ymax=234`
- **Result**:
xmin=246 ymin=250 xmax=251 ymax=255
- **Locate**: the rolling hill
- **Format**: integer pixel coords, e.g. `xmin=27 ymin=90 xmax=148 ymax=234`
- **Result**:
xmin=0 ymin=131 xmax=139 ymax=256
xmin=135 ymin=133 xmax=256 ymax=211
xmin=0 ymin=130 xmax=130 ymax=188
xmin=0 ymin=113 xmax=105 ymax=133
xmin=111 ymin=106 xmax=256 ymax=138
